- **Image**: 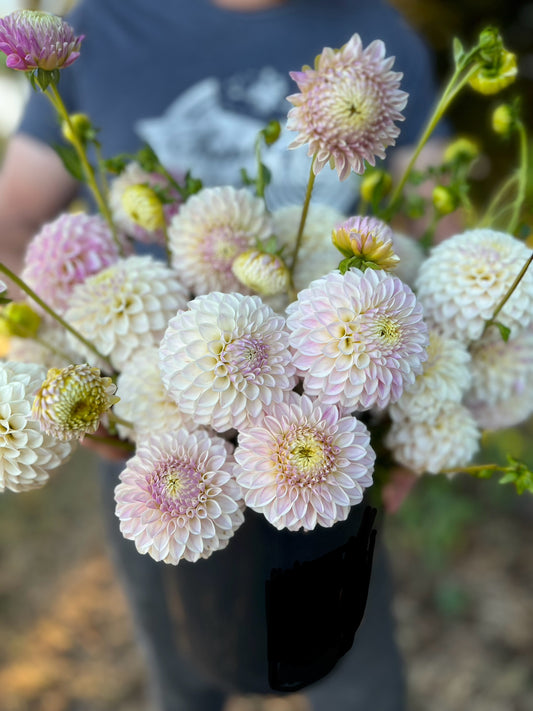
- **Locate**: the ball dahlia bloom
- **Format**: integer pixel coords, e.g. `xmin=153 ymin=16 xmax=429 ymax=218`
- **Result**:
xmin=386 ymin=403 xmax=480 ymax=475
xmin=286 ymin=269 xmax=428 ymax=411
xmin=416 ymin=229 xmax=533 ymax=342
xmin=0 ymin=10 xmax=83 ymax=72
xmin=234 ymin=394 xmax=375 ymax=531
xmin=167 ymin=186 xmax=272 ymax=295
xmin=286 ymin=33 xmax=407 ymax=180
xmin=32 ymin=364 xmax=119 ymax=441
xmin=0 ymin=361 xmax=73 ymax=493
xmin=114 ymin=347 xmax=196 ymax=441
xmin=64 ymin=255 xmax=189 ymax=372
xmin=465 ymin=329 xmax=533 ymax=430
xmin=159 ymin=292 xmax=296 ymax=433
xmin=389 ymin=331 xmax=471 ymax=423
xmin=114 ymin=429 xmax=244 ymax=565
xmin=21 ymin=213 xmax=120 ymax=314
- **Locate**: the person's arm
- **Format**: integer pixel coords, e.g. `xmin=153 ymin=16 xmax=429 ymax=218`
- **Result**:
xmin=0 ymin=133 xmax=78 ymax=276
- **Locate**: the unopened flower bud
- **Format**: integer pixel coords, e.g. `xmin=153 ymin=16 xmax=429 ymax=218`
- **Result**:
xmin=469 ymin=48 xmax=517 ymax=95
xmin=443 ymin=137 xmax=480 ymax=164
xmin=492 ymin=104 xmax=514 ymax=136
xmin=121 ymin=184 xmax=166 ymax=232
xmin=61 ymin=113 xmax=92 ymax=145
xmin=0 ymin=301 xmax=41 ymax=338
xmin=262 ymin=120 xmax=281 ymax=146
xmin=32 ymin=363 xmax=119 ymax=441
xmin=332 ymin=215 xmax=399 ymax=271
xmin=360 ymin=170 xmax=392 ymax=203
xmin=432 ymin=186 xmax=458 ymax=215
xmin=232 ymin=250 xmax=290 ymax=296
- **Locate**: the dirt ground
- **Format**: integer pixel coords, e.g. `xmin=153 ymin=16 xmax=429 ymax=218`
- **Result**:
xmin=0 ymin=448 xmax=532 ymax=711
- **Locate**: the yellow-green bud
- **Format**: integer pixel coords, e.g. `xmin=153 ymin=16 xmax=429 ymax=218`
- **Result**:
xmin=360 ymin=170 xmax=392 ymax=203
xmin=469 ymin=49 xmax=518 ymax=95
xmin=443 ymin=137 xmax=480 ymax=164
xmin=0 ymin=302 xmax=41 ymax=338
xmin=492 ymin=104 xmax=514 ymax=136
xmin=121 ymin=184 xmax=166 ymax=232
xmin=61 ymin=113 xmax=92 ymax=145
xmin=262 ymin=120 xmax=281 ymax=146
xmin=432 ymin=186 xmax=457 ymax=215
xmin=232 ymin=250 xmax=290 ymax=296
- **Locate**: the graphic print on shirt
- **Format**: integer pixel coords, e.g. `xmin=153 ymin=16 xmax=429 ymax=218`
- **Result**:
xmin=136 ymin=67 xmax=360 ymax=213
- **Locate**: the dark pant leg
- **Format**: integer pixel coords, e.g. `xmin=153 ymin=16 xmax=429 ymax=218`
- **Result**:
xmin=99 ymin=460 xmax=227 ymax=711
xmin=303 ymin=543 xmax=407 ymax=711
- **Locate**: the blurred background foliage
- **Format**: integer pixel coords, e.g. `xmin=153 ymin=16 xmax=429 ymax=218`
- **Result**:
xmin=0 ymin=1 xmax=532 ymax=710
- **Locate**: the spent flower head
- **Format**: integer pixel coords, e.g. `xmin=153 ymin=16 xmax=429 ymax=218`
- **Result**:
xmin=287 ymin=33 xmax=407 ymax=180
xmin=32 ymin=364 xmax=119 ymax=441
xmin=0 ymin=10 xmax=83 ymax=72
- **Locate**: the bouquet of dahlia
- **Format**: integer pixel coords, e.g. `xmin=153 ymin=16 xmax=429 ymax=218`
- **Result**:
xmin=0 ymin=10 xmax=532 ymax=571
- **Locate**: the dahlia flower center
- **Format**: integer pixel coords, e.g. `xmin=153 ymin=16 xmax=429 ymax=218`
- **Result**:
xmin=368 ymin=315 xmax=401 ymax=349
xmin=330 ymin=77 xmax=381 ymax=139
xmin=149 ymin=457 xmax=204 ymax=516
xmin=278 ymin=425 xmax=336 ymax=486
xmin=202 ymin=227 xmax=250 ymax=273
xmin=54 ymin=388 xmax=97 ymax=427
xmin=222 ymin=336 xmax=269 ymax=380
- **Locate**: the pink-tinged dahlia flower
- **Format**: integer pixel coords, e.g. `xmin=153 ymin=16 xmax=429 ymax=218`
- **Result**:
xmin=114 ymin=429 xmax=244 ymax=565
xmin=286 ymin=33 xmax=407 ymax=180
xmin=416 ymin=229 xmax=533 ymax=343
xmin=234 ymin=394 xmax=375 ymax=531
xmin=286 ymin=269 xmax=428 ymax=411
xmin=0 ymin=361 xmax=73 ymax=493
xmin=167 ymin=186 xmax=272 ymax=295
xmin=0 ymin=10 xmax=83 ymax=72
xmin=159 ymin=292 xmax=296 ymax=433
xmin=64 ymin=255 xmax=189 ymax=372
xmin=21 ymin=213 xmax=120 ymax=314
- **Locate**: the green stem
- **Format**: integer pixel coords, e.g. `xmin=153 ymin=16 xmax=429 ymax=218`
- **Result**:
xmin=479 ymin=173 xmax=519 ymax=227
xmin=0 ymin=262 xmax=115 ymax=373
xmin=289 ymin=157 xmax=316 ymax=281
xmin=483 ymin=251 xmax=533 ymax=335
xmin=441 ymin=463 xmax=499 ymax=476
xmin=506 ymin=121 xmax=528 ymax=235
xmin=108 ymin=412 xmax=134 ymax=430
xmin=46 ymin=85 xmax=123 ymax=255
xmin=385 ymin=64 xmax=480 ymax=219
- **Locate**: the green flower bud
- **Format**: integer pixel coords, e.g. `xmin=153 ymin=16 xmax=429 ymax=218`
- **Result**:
xmin=432 ymin=186 xmax=458 ymax=215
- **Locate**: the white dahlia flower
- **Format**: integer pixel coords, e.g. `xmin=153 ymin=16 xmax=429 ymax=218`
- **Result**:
xmin=114 ymin=429 xmax=244 ymax=565
xmin=64 ymin=255 xmax=189 ymax=372
xmin=159 ymin=292 xmax=296 ymax=433
xmin=286 ymin=268 xmax=428 ymax=411
xmin=0 ymin=361 xmax=73 ymax=493
xmin=389 ymin=331 xmax=471 ymax=422
xmin=234 ymin=394 xmax=375 ymax=531
xmin=416 ymin=229 xmax=533 ymax=342
xmin=465 ymin=329 xmax=533 ymax=430
xmin=167 ymin=186 xmax=272 ymax=295
xmin=114 ymin=347 xmax=196 ymax=440
xmin=386 ymin=403 xmax=480 ymax=475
